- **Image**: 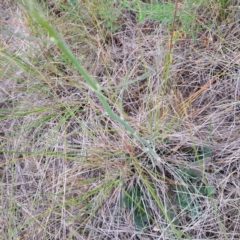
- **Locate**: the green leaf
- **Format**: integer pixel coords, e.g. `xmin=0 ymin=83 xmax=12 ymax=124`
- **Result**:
xmin=122 ymin=184 xmax=149 ymax=231
xmin=134 ymin=210 xmax=148 ymax=231
xmin=69 ymin=0 xmax=77 ymax=5
xmin=123 ymin=185 xmax=141 ymax=209
xmin=201 ymin=146 xmax=212 ymax=158
xmin=175 ymin=185 xmax=191 ymax=209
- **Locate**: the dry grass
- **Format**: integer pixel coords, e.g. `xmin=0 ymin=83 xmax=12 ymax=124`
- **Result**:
xmin=1 ymin=0 xmax=240 ymax=239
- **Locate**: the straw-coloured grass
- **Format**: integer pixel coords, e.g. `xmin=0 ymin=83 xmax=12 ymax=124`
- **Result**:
xmin=1 ymin=0 xmax=239 ymax=239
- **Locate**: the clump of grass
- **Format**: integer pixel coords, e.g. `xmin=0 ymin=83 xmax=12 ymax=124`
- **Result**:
xmin=1 ymin=0 xmax=240 ymax=239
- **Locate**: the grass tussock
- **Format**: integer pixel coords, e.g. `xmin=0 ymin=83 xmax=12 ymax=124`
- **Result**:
xmin=1 ymin=0 xmax=240 ymax=239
